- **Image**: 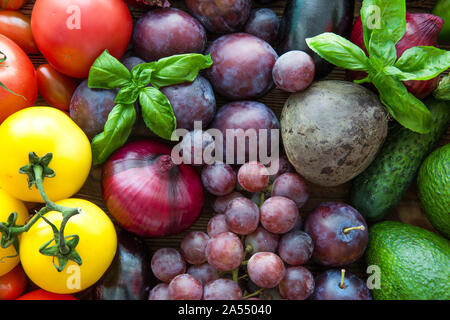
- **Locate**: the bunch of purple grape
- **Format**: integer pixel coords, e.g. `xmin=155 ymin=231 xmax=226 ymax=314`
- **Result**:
xmin=149 ymin=158 xmax=372 ymax=300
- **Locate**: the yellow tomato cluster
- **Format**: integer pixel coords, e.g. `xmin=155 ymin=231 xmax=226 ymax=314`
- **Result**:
xmin=0 ymin=107 xmax=117 ymax=294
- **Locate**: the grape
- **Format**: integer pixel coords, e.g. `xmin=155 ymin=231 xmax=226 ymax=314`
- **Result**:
xmin=201 ymin=162 xmax=236 ymax=196
xmin=180 ymin=231 xmax=210 ymax=265
xmin=133 ymin=8 xmax=206 ymax=61
xmin=291 ymin=214 xmax=303 ymax=231
xmin=151 ymin=248 xmax=186 ymax=283
xmin=161 ymin=76 xmax=216 ymax=131
xmin=168 ymin=274 xmax=203 ymax=300
xmin=205 ymin=232 xmax=244 ymax=271
xmin=237 ymin=161 xmax=270 ymax=192
xmin=178 ymin=130 xmax=215 ymax=166
xmin=271 ymin=173 xmax=309 ymax=208
xmin=278 ymin=231 xmax=313 ymax=266
xmin=224 ymin=197 xmax=260 ymax=235
xmin=272 ymin=51 xmax=315 ymax=93
xmin=304 ymin=203 xmax=368 ymax=267
xmin=185 ymin=0 xmax=251 ymax=34
xmin=279 ymin=266 xmax=315 ymax=300
xmin=122 ymin=56 xmax=145 ymax=71
xmin=207 ymin=214 xmax=230 ymax=237
xmin=149 ymin=283 xmax=170 ymax=300
xmin=205 ymin=34 xmax=278 ymax=100
xmin=212 ymin=192 xmax=244 ymax=215
xmin=203 ymin=279 xmax=243 ymax=300
xmin=187 ymin=263 xmax=219 ymax=286
xmin=310 ymin=269 xmax=372 ymax=300
xmin=210 ymin=101 xmax=280 ymax=164
xmin=260 ymin=196 xmax=299 ymax=234
xmin=247 ymin=252 xmax=286 ymax=288
xmin=245 ymin=226 xmax=279 ymax=255
xmin=266 ymin=155 xmax=295 ymax=183
xmin=69 ymin=80 xmax=116 ymax=140
xmin=244 ymin=8 xmax=280 ymax=45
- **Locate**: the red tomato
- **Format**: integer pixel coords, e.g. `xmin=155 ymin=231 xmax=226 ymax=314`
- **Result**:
xmin=37 ymin=64 xmax=78 ymax=111
xmin=31 ymin=0 xmax=132 ymax=78
xmin=0 ymin=34 xmax=38 ymax=123
xmin=17 ymin=289 xmax=76 ymax=300
xmin=0 ymin=0 xmax=27 ymax=10
xmin=0 ymin=11 xmax=38 ymax=54
xmin=0 ymin=265 xmax=27 ymax=300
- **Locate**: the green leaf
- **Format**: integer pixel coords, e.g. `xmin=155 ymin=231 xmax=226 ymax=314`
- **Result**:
xmin=88 ymin=50 xmax=132 ymax=89
xmin=139 ymin=87 xmax=177 ymax=140
xmin=360 ymin=0 xmax=406 ymax=53
xmin=114 ymin=84 xmax=141 ymax=105
xmin=131 ymin=62 xmax=156 ymax=88
xmin=372 ymin=73 xmax=433 ymax=134
xmin=434 ymin=75 xmax=450 ymax=101
xmin=394 ymin=46 xmax=450 ymax=81
xmin=91 ymin=104 xmax=136 ymax=165
xmin=150 ymin=54 xmax=213 ymax=88
xmin=306 ymin=33 xmax=371 ymax=71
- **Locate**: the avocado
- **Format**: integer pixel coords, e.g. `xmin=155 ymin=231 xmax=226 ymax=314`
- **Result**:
xmin=418 ymin=144 xmax=450 ymax=239
xmin=367 ymin=221 xmax=450 ymax=300
xmin=351 ymin=98 xmax=450 ymax=222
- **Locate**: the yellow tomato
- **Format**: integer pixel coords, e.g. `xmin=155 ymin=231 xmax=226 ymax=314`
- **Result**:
xmin=20 ymin=198 xmax=117 ymax=294
xmin=0 ymin=107 xmax=92 ymax=203
xmin=0 ymin=189 xmax=29 ymax=276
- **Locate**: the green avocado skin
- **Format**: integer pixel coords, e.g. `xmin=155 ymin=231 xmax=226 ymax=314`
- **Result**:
xmin=350 ymin=98 xmax=450 ymax=222
xmin=367 ymin=221 xmax=450 ymax=300
xmin=418 ymin=144 xmax=450 ymax=239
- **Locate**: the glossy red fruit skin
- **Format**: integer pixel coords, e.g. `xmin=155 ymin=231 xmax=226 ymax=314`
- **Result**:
xmin=0 ymin=11 xmax=38 ymax=54
xmin=0 ymin=0 xmax=27 ymax=10
xmin=102 ymin=139 xmax=204 ymax=237
xmin=0 ymin=265 xmax=27 ymax=300
xmin=37 ymin=64 xmax=77 ymax=111
xmin=304 ymin=202 xmax=368 ymax=267
xmin=17 ymin=289 xmax=76 ymax=300
xmin=185 ymin=0 xmax=251 ymax=34
xmin=205 ymin=33 xmax=278 ymax=100
xmin=133 ymin=8 xmax=206 ymax=62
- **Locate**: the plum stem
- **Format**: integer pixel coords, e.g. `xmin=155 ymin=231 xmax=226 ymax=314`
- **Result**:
xmin=339 ymin=269 xmax=346 ymax=289
xmin=343 ymin=225 xmax=365 ymax=234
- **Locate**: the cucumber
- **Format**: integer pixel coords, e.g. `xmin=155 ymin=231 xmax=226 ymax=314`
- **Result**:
xmin=350 ymin=98 xmax=450 ymax=222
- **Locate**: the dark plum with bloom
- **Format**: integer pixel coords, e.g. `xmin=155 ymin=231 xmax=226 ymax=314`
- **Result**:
xmin=244 ymin=8 xmax=280 ymax=45
xmin=178 ymin=130 xmax=215 ymax=166
xmin=272 ymin=51 xmax=315 ymax=93
xmin=168 ymin=274 xmax=203 ymax=300
xmin=69 ymin=80 xmax=116 ymax=140
xmin=161 ymin=76 xmax=216 ymax=131
xmin=151 ymin=248 xmax=186 ymax=283
xmin=210 ymin=101 xmax=280 ymax=164
xmin=279 ymin=266 xmax=315 ymax=300
xmin=133 ymin=8 xmax=206 ymax=61
xmin=205 ymin=34 xmax=278 ymax=100
xmin=122 ymin=56 xmax=145 ymax=71
xmin=310 ymin=269 xmax=372 ymax=300
xmin=185 ymin=0 xmax=251 ymax=34
xmin=304 ymin=203 xmax=368 ymax=267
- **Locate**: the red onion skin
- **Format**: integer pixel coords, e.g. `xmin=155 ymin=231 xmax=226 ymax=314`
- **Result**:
xmin=349 ymin=13 xmax=444 ymax=99
xmin=102 ymin=140 xmax=204 ymax=237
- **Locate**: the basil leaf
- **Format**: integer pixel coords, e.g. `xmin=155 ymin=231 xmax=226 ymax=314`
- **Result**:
xmin=394 ymin=46 xmax=450 ymax=81
xmin=360 ymin=0 xmax=406 ymax=51
xmin=88 ymin=50 xmax=132 ymax=89
xmin=131 ymin=62 xmax=156 ymax=88
xmin=139 ymin=87 xmax=177 ymax=140
xmin=150 ymin=54 xmax=213 ymax=88
xmin=114 ymin=84 xmax=141 ymax=105
xmin=306 ymin=33 xmax=371 ymax=71
xmin=372 ymin=73 xmax=433 ymax=134
xmin=434 ymin=76 xmax=450 ymax=101
xmin=91 ymin=104 xmax=136 ymax=165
